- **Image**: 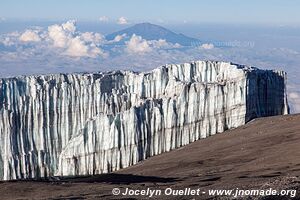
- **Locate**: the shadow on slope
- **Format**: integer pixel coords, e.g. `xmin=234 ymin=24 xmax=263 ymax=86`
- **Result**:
xmin=4 ymin=173 xmax=178 ymax=185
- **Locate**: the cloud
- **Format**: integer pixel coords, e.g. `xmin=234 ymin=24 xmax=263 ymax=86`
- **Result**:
xmin=99 ymin=16 xmax=109 ymax=22
xmin=117 ymin=17 xmax=128 ymax=25
xmin=46 ymin=20 xmax=106 ymax=58
xmin=64 ymin=36 xmax=89 ymax=57
xmin=0 ymin=20 xmax=107 ymax=59
xmin=201 ymin=43 xmax=214 ymax=49
xmin=125 ymin=35 xmax=182 ymax=54
xmin=126 ymin=34 xmax=152 ymax=54
xmin=150 ymin=39 xmax=168 ymax=48
xmin=1 ymin=37 xmax=13 ymax=46
xmin=65 ymin=37 xmax=107 ymax=58
xmin=62 ymin=20 xmax=76 ymax=32
xmin=150 ymin=39 xmax=181 ymax=49
xmin=47 ymin=20 xmax=78 ymax=48
xmin=105 ymin=34 xmax=127 ymax=44
xmin=0 ymin=32 xmax=20 ymax=46
xmin=48 ymin=24 xmax=70 ymax=48
xmin=81 ymin=32 xmax=104 ymax=45
xmin=114 ymin=35 xmax=124 ymax=42
xmin=19 ymin=30 xmax=41 ymax=42
xmin=112 ymin=34 xmax=127 ymax=43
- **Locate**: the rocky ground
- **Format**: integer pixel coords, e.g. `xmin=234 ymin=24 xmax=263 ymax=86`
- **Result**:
xmin=1 ymin=114 xmax=300 ymax=200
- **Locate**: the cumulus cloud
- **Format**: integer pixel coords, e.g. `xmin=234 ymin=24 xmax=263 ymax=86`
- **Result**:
xmin=0 ymin=32 xmax=20 ymax=46
xmin=150 ymin=39 xmax=181 ymax=49
xmin=126 ymin=34 xmax=152 ymax=53
xmin=117 ymin=17 xmax=128 ymax=25
xmin=48 ymin=24 xmax=70 ymax=48
xmin=201 ymin=43 xmax=214 ymax=49
xmin=99 ymin=16 xmax=109 ymax=22
xmin=65 ymin=37 xmax=107 ymax=58
xmin=0 ymin=20 xmax=107 ymax=58
xmin=81 ymin=32 xmax=104 ymax=45
xmin=64 ymin=36 xmax=89 ymax=57
xmin=46 ymin=20 xmax=106 ymax=58
xmin=112 ymin=34 xmax=127 ymax=43
xmin=19 ymin=30 xmax=41 ymax=42
xmin=62 ymin=20 xmax=76 ymax=33
xmin=150 ymin=39 xmax=168 ymax=48
xmin=1 ymin=37 xmax=13 ymax=46
xmin=105 ymin=34 xmax=128 ymax=44
xmin=125 ymin=35 xmax=182 ymax=54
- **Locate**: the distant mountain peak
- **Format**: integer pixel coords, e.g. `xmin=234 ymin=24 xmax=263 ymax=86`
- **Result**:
xmin=129 ymin=22 xmax=170 ymax=30
xmin=106 ymin=22 xmax=200 ymax=46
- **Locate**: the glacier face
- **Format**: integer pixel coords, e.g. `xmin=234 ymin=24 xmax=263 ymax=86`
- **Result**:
xmin=0 ymin=61 xmax=289 ymax=180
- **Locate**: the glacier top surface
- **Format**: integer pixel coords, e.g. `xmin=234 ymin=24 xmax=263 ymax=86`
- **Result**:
xmin=0 ymin=60 xmax=284 ymax=83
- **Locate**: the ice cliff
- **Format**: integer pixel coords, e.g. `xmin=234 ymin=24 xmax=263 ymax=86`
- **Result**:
xmin=0 ymin=61 xmax=289 ymax=180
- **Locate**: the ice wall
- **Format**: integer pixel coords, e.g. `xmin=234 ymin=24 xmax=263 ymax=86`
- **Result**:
xmin=0 ymin=61 xmax=289 ymax=180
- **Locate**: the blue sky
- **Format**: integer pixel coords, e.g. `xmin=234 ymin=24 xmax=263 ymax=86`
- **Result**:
xmin=1 ymin=0 xmax=300 ymax=24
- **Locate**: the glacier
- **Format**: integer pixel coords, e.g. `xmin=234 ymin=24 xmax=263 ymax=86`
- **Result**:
xmin=0 ymin=60 xmax=289 ymax=180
